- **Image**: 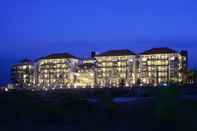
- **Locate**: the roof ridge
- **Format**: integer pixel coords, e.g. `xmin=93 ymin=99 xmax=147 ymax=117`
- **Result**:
xmin=38 ymin=52 xmax=79 ymax=60
xmin=141 ymin=47 xmax=177 ymax=55
xmin=96 ymin=49 xmax=136 ymax=57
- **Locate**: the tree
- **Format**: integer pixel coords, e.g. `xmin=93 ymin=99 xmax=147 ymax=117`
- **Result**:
xmin=187 ymin=69 xmax=197 ymax=85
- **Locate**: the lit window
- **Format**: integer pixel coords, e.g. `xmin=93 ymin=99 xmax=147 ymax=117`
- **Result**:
xmin=170 ymin=57 xmax=175 ymax=60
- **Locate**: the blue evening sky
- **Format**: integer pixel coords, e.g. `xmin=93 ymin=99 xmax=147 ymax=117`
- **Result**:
xmin=0 ymin=0 xmax=197 ymax=84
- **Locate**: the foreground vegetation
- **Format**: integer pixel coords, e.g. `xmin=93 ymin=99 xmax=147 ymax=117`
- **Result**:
xmin=0 ymin=88 xmax=197 ymax=131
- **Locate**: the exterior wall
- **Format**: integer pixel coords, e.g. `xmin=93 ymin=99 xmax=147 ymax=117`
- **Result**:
xmin=75 ymin=68 xmax=95 ymax=88
xmin=73 ymin=59 xmax=96 ymax=88
xmin=138 ymin=53 xmax=184 ymax=85
xmin=180 ymin=51 xmax=188 ymax=83
xmin=95 ymin=55 xmax=136 ymax=87
xmin=37 ymin=58 xmax=79 ymax=89
xmin=83 ymin=59 xmax=96 ymax=64
xmin=11 ymin=63 xmax=34 ymax=88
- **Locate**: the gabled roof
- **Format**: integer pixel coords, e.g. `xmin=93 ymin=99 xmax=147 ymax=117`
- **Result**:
xmin=96 ymin=49 xmax=136 ymax=57
xmin=12 ymin=59 xmax=33 ymax=67
xmin=38 ymin=53 xmax=78 ymax=60
xmin=141 ymin=47 xmax=177 ymax=55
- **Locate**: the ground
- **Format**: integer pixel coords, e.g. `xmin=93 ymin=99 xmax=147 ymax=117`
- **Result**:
xmin=0 ymin=88 xmax=197 ymax=131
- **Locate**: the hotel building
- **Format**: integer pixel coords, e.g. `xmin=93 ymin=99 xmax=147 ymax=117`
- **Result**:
xmin=75 ymin=58 xmax=96 ymax=88
xmin=95 ymin=50 xmax=136 ymax=87
xmin=36 ymin=53 xmax=79 ymax=89
xmin=11 ymin=48 xmax=188 ymax=88
xmin=138 ymin=48 xmax=188 ymax=85
xmin=11 ymin=59 xmax=34 ymax=88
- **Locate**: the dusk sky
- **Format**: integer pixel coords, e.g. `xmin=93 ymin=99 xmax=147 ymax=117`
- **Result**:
xmin=0 ymin=0 xmax=197 ymax=84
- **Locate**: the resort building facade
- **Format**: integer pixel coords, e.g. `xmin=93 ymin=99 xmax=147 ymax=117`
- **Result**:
xmin=11 ymin=59 xmax=34 ymax=88
xmin=138 ymin=48 xmax=188 ymax=85
xmin=11 ymin=47 xmax=188 ymax=89
xmin=35 ymin=53 xmax=79 ymax=89
xmin=75 ymin=58 xmax=96 ymax=88
xmin=95 ymin=50 xmax=136 ymax=87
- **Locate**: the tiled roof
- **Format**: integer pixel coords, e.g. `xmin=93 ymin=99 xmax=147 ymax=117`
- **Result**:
xmin=38 ymin=53 xmax=78 ymax=60
xmin=96 ymin=49 xmax=136 ymax=57
xmin=141 ymin=47 xmax=177 ymax=55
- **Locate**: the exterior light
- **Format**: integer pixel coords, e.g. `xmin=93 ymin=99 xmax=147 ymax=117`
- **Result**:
xmin=170 ymin=57 xmax=175 ymax=60
xmin=163 ymin=83 xmax=168 ymax=87
xmin=4 ymin=88 xmax=8 ymax=92
xmin=129 ymin=59 xmax=133 ymax=62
